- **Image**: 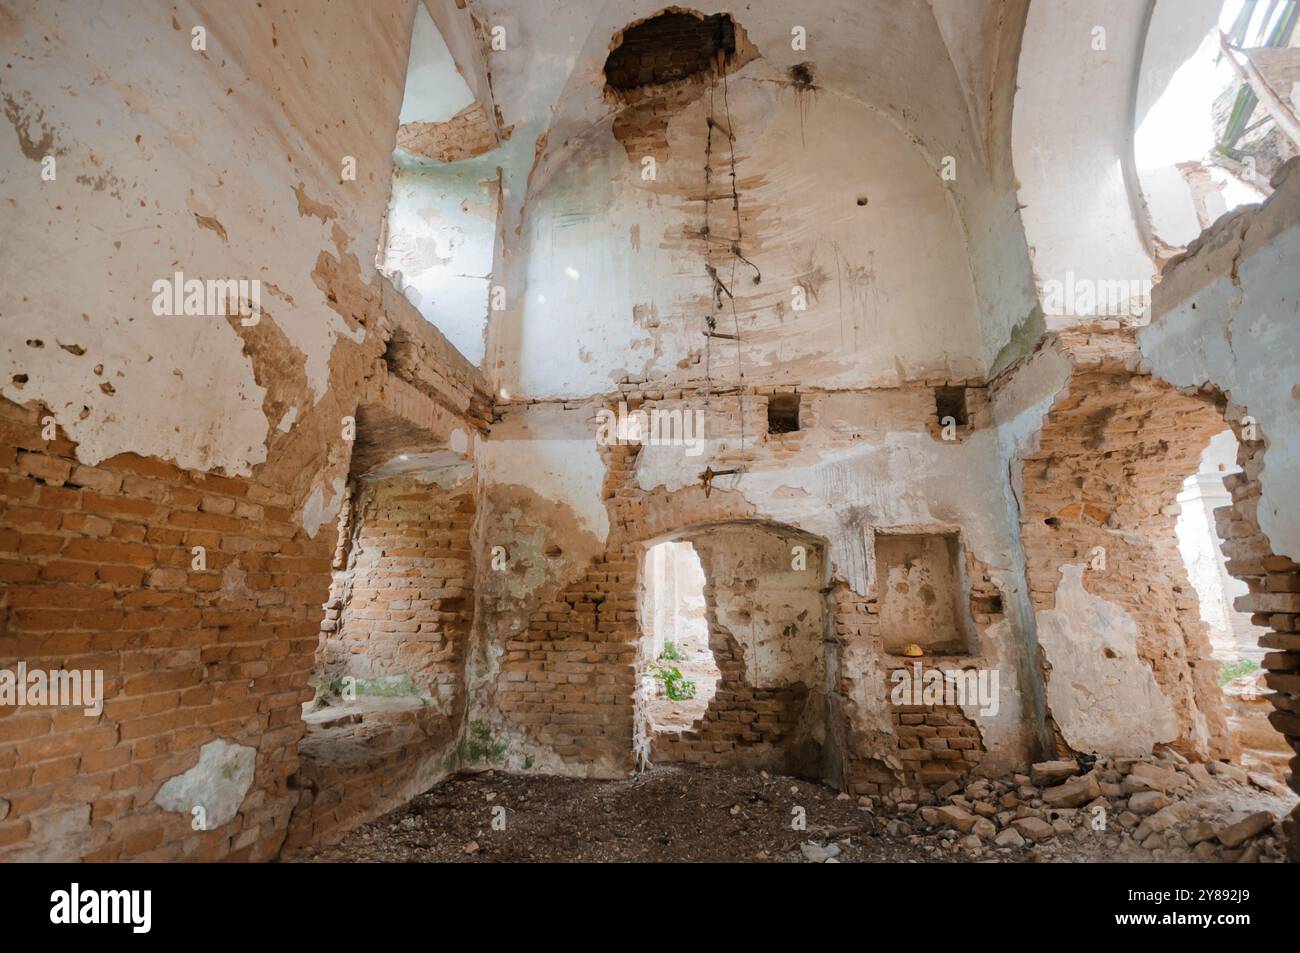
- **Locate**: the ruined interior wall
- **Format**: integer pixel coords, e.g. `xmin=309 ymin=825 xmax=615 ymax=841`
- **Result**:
xmin=480 ymin=1 xmax=1037 ymax=395
xmin=0 ymin=402 xmax=335 ymax=861
xmin=285 ymin=469 xmax=475 ymax=858
xmin=1138 ymin=160 xmax=1300 ymax=851
xmin=650 ymin=524 xmax=827 ymax=777
xmin=472 ymin=377 xmax=1040 ymax=790
xmin=318 ymin=476 xmax=474 ymax=705
xmin=1018 ymin=331 xmax=1233 ymax=762
xmin=1139 ymin=160 xmax=1300 ymax=568
xmin=0 ymin=0 xmax=495 ymax=861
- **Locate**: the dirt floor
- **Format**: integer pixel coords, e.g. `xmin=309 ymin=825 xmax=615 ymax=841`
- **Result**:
xmin=293 ymin=763 xmax=1294 ymax=863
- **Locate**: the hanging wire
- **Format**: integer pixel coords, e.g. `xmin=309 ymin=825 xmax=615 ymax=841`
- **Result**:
xmin=699 ymin=48 xmax=760 ymax=457
xmin=721 ymin=56 xmax=747 ymax=451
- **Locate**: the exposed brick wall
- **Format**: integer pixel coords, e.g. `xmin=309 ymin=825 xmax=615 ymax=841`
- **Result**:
xmin=890 ymin=671 xmax=987 ymax=788
xmin=836 ymin=551 xmax=1006 ymax=795
xmin=0 ymin=398 xmax=321 ymax=861
xmin=1019 ymin=330 xmax=1233 ymax=761
xmin=832 ymin=586 xmax=890 ymax=794
xmin=317 ymin=476 xmax=475 ymax=702
xmin=1216 ymin=416 xmax=1300 ymax=861
xmin=493 ymin=441 xmax=642 ymax=776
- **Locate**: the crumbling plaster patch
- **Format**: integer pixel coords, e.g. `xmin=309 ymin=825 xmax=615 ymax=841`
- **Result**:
xmin=477 ymin=404 xmax=610 ymax=542
xmin=153 ymin=739 xmax=257 ymax=830
xmin=1036 ymin=565 xmax=1180 ymax=756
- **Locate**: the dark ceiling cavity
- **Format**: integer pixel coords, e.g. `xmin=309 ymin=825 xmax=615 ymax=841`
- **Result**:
xmin=604 ymin=11 xmax=737 ymax=91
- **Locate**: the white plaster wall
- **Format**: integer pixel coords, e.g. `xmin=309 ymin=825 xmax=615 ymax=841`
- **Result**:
xmin=1140 ymin=216 xmax=1300 ymax=560
xmin=1014 ymin=0 xmax=1155 ymax=325
xmin=1036 ymin=565 xmax=1180 ymax=756
xmin=693 ymin=525 xmax=825 ymax=692
xmin=380 ymin=168 xmax=496 ymax=366
xmin=398 ymin=3 xmax=476 ymax=125
xmin=513 ymin=86 xmax=984 ymax=399
xmin=474 ymin=0 xmax=1036 ymax=396
xmin=0 ymin=0 xmax=412 ymax=475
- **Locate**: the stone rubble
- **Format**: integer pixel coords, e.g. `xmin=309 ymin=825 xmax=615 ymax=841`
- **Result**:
xmin=856 ymin=752 xmax=1291 ymax=862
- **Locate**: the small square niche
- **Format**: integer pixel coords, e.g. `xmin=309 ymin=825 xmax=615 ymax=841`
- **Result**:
xmin=767 ymin=393 xmax=801 ymax=434
xmin=935 ymin=386 xmax=968 ymax=427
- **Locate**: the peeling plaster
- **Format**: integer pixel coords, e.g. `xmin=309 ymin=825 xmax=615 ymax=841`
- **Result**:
xmin=153 ymin=739 xmax=256 ymax=830
xmin=477 ymin=405 xmax=610 ymax=542
xmin=1141 ymin=171 xmax=1300 ymax=559
xmin=1036 ymin=565 xmax=1179 ymax=756
xmin=0 ymin=2 xmax=403 ymax=476
xmin=301 ymin=476 xmax=348 ymax=540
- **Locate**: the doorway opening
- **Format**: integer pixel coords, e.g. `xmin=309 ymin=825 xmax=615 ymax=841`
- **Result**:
xmin=1175 ymin=428 xmax=1288 ymax=774
xmin=641 ymin=540 xmax=720 ymax=731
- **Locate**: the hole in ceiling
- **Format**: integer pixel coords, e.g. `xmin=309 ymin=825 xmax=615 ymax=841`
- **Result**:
xmin=604 ymin=11 xmax=737 ymax=91
xmin=856 ymin=195 xmax=869 ymax=207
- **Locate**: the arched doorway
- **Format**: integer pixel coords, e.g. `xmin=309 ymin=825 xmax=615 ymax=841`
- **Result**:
xmin=636 ymin=521 xmax=831 ymax=779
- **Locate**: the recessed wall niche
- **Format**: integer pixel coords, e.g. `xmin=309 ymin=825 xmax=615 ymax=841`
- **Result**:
xmin=874 ymin=532 xmax=974 ymax=656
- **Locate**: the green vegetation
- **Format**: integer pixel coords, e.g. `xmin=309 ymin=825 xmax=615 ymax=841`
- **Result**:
xmin=658 ymin=641 xmax=688 ymax=662
xmin=1218 ymin=658 xmax=1259 ymax=687
xmin=654 ymin=665 xmax=697 ymax=701
xmin=461 ymin=720 xmax=508 ymax=764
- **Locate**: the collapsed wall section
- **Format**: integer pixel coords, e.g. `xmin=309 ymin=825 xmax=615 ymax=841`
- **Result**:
xmin=1017 ymin=330 xmax=1234 ymax=762
xmin=1138 ymin=159 xmax=1300 ymax=858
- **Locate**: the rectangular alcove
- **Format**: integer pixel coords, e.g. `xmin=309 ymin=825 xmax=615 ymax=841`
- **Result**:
xmin=934 ymin=386 xmax=968 ymax=427
xmin=874 ymin=532 xmax=974 ymax=656
xmin=767 ymin=393 xmax=801 ymax=434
